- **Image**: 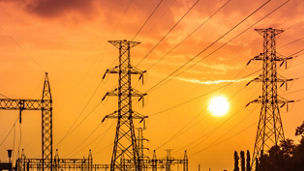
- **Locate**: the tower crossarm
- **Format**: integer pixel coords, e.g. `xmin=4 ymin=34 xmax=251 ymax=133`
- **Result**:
xmin=0 ymin=98 xmax=44 ymax=110
xmin=246 ymin=96 xmax=294 ymax=107
xmin=247 ymin=53 xmax=264 ymax=65
xmin=0 ymin=73 xmax=53 ymax=171
xmin=247 ymin=53 xmax=293 ymax=66
xmin=103 ymin=39 xmax=147 ymax=171
xmin=255 ymin=28 xmax=284 ymax=36
xmin=102 ymin=88 xmax=147 ymax=101
xmin=102 ymin=66 xmax=146 ymax=80
xmin=102 ymin=111 xmax=148 ymax=122
xmin=246 ymin=75 xmax=293 ymax=87
xmin=246 ymin=28 xmax=295 ymax=170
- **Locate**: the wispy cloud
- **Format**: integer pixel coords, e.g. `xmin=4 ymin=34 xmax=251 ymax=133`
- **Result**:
xmin=173 ymin=76 xmax=251 ymax=85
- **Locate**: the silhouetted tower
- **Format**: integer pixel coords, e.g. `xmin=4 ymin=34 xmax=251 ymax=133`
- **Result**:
xmin=151 ymin=150 xmax=157 ymax=171
xmin=165 ymin=149 xmax=173 ymax=171
xmin=102 ymin=40 xmax=147 ymax=171
xmin=42 ymin=72 xmax=53 ymax=169
xmin=136 ymin=127 xmax=149 ymax=170
xmin=183 ymin=150 xmax=188 ymax=171
xmin=0 ymin=72 xmax=53 ymax=171
xmin=246 ymin=28 xmax=293 ymax=168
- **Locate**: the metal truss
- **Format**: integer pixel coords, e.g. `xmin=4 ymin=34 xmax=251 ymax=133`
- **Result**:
xmin=246 ymin=28 xmax=294 ymax=169
xmin=102 ymin=40 xmax=147 ymax=171
xmin=0 ymin=73 xmax=53 ymax=171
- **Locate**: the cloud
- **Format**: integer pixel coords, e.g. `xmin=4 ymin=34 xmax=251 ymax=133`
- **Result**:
xmin=173 ymin=76 xmax=251 ymax=85
xmin=0 ymin=0 xmax=96 ymax=17
xmin=25 ymin=0 xmax=96 ymax=17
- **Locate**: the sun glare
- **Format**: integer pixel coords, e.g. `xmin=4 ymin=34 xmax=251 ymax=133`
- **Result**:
xmin=208 ymin=95 xmax=230 ymax=117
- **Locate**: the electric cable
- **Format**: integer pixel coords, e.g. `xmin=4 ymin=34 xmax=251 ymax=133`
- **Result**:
xmin=136 ymin=0 xmax=202 ymax=66
xmin=147 ymin=0 xmax=233 ymax=70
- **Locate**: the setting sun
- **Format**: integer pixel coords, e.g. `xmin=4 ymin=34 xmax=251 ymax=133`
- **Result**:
xmin=208 ymin=95 xmax=230 ymax=117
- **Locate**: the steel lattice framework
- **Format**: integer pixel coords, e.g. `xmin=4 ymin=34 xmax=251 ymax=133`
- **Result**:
xmin=246 ymin=28 xmax=294 ymax=169
xmin=102 ymin=40 xmax=147 ymax=171
xmin=41 ymin=73 xmax=53 ymax=169
xmin=0 ymin=72 xmax=53 ymax=171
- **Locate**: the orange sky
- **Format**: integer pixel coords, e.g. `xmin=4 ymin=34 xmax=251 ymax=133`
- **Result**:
xmin=0 ymin=0 xmax=304 ymax=170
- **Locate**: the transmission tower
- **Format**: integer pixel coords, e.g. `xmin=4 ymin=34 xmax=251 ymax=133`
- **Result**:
xmin=136 ymin=127 xmax=149 ymax=170
xmin=102 ymin=40 xmax=147 ymax=171
xmin=42 ymin=72 xmax=53 ymax=169
xmin=246 ymin=28 xmax=294 ymax=168
xmin=0 ymin=72 xmax=53 ymax=171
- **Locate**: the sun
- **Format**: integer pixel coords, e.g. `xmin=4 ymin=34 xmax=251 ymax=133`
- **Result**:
xmin=208 ymin=95 xmax=230 ymax=117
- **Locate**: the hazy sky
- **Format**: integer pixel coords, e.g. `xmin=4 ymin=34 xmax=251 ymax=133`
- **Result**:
xmin=0 ymin=0 xmax=303 ymax=170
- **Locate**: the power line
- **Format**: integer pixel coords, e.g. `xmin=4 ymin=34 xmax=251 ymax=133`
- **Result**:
xmin=188 ymin=105 xmax=257 ymax=153
xmin=175 ymin=105 xmax=246 ymax=153
xmin=191 ymin=121 xmax=256 ymax=156
xmin=57 ymin=54 xmax=105 ymax=108
xmin=0 ymin=117 xmax=18 ymax=147
xmin=179 ymin=29 xmax=302 ymax=151
xmin=156 ymin=80 xmax=251 ymax=151
xmin=155 ymin=110 xmax=205 ymax=150
xmin=0 ymin=25 xmax=44 ymax=71
xmin=131 ymin=0 xmax=165 ymax=40
xmin=93 ymin=122 xmax=114 ymax=149
xmin=109 ymin=0 xmax=135 ymax=37
xmin=146 ymin=0 xmax=272 ymax=92
xmin=0 ymin=92 xmax=10 ymax=99
xmin=65 ymin=123 xmax=101 ymax=157
xmin=92 ymin=124 xmax=116 ymax=154
xmin=109 ymin=0 xmax=166 ymax=71
xmin=56 ymin=102 xmax=101 ymax=148
xmin=66 ymin=123 xmax=114 ymax=157
xmin=150 ymin=66 xmax=252 ymax=149
xmin=278 ymin=36 xmax=304 ymax=49
xmin=56 ymin=78 xmax=103 ymax=146
xmin=173 ymin=88 xmax=258 ymax=153
xmin=147 ymin=0 xmax=233 ymax=70
xmin=136 ymin=0 xmax=202 ymax=66
xmin=290 ymin=48 xmax=304 ymax=57
xmin=59 ymin=0 xmax=170 ymax=151
xmin=182 ymin=1 xmax=291 ymax=74
xmin=146 ymin=0 xmax=287 ymax=93
xmin=149 ymin=68 xmax=260 ymax=117
xmin=283 ymin=88 xmax=304 ymax=95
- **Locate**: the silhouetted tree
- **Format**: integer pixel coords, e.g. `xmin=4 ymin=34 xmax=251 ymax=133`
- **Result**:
xmin=240 ymin=151 xmax=245 ymax=171
xmin=246 ymin=150 xmax=251 ymax=171
xmin=281 ymin=139 xmax=295 ymax=156
xmin=296 ymin=121 xmax=304 ymax=143
xmin=255 ymin=121 xmax=304 ymax=171
xmin=255 ymin=158 xmax=258 ymax=171
xmin=293 ymin=121 xmax=304 ymax=170
xmin=234 ymin=151 xmax=239 ymax=171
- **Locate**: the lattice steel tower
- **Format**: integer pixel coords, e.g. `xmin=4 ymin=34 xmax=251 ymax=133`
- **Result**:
xmin=0 ymin=72 xmax=53 ymax=171
xmin=42 ymin=72 xmax=53 ymax=168
xmin=246 ymin=28 xmax=293 ymax=168
xmin=102 ymin=40 xmax=147 ymax=171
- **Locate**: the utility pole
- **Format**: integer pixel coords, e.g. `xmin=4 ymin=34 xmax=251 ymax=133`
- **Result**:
xmin=102 ymin=40 xmax=147 ymax=171
xmin=246 ymin=28 xmax=294 ymax=169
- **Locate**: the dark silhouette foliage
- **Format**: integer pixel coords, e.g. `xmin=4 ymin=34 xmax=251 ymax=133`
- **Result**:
xmin=246 ymin=150 xmax=251 ymax=171
xmin=234 ymin=151 xmax=240 ymax=171
xmin=240 ymin=151 xmax=245 ymax=171
xmin=256 ymin=121 xmax=304 ymax=171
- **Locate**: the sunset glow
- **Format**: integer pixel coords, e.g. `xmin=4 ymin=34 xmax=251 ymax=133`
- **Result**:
xmin=208 ymin=95 xmax=230 ymax=117
xmin=0 ymin=0 xmax=304 ymax=170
